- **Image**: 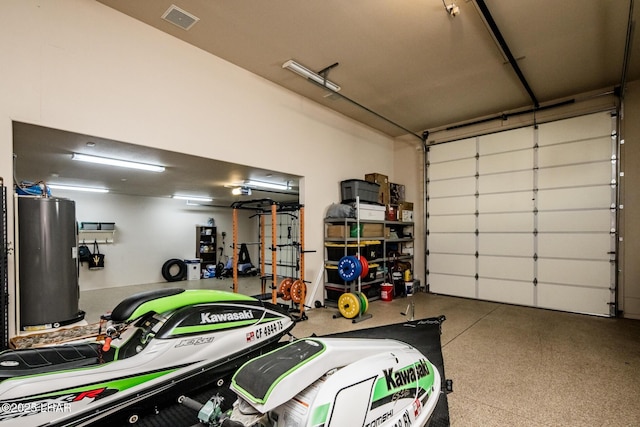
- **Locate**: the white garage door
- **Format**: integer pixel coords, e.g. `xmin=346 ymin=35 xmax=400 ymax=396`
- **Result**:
xmin=426 ymin=112 xmax=617 ymax=316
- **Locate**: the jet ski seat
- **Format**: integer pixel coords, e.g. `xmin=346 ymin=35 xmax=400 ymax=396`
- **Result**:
xmin=109 ymin=288 xmax=186 ymax=322
xmin=0 ymin=343 xmax=109 ymax=381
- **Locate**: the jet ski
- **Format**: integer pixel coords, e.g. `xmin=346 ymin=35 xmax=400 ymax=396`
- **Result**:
xmin=182 ymin=337 xmax=441 ymax=427
xmin=0 ymin=287 xmax=295 ymax=426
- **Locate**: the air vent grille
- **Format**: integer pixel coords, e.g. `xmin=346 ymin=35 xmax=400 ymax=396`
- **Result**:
xmin=161 ymin=4 xmax=199 ymax=31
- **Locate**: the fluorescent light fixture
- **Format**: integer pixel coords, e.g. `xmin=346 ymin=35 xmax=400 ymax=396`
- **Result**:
xmin=282 ymin=60 xmax=341 ymax=92
xmin=71 ymin=153 xmax=165 ymax=173
xmin=48 ymin=184 xmax=109 ymax=193
xmin=173 ymin=195 xmax=213 ymax=202
xmin=245 ymin=180 xmax=290 ymax=190
xmin=232 ymin=187 xmax=252 ymax=196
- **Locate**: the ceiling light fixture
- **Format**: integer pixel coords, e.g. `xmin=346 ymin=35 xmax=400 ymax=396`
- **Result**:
xmin=71 ymin=153 xmax=165 ymax=173
xmin=282 ymin=60 xmax=341 ymax=92
xmin=232 ymin=187 xmax=252 ymax=196
xmin=442 ymin=0 xmax=460 ymax=16
xmin=48 ymin=184 xmax=109 ymax=193
xmin=245 ymin=180 xmax=290 ymax=191
xmin=173 ymin=195 xmax=213 ymax=202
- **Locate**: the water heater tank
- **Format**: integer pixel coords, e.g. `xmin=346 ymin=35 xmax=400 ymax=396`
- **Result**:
xmin=17 ymin=196 xmax=84 ymax=330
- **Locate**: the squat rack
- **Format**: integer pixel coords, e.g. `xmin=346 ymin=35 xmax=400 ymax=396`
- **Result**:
xmin=230 ymin=199 xmax=308 ymax=318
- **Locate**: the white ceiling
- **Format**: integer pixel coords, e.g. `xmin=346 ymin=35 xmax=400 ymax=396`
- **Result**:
xmin=12 ymin=0 xmax=639 ymax=203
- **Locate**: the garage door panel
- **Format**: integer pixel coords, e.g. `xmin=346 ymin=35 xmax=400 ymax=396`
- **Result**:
xmin=537 ymin=283 xmax=611 ymax=316
xmin=537 ymin=233 xmax=611 ymax=260
xmin=537 ymin=258 xmax=610 ymax=288
xmin=429 ymin=274 xmax=476 ymax=298
xmin=538 ymin=162 xmax=611 ymax=188
xmin=428 ymin=196 xmax=475 ymax=215
xmin=538 ymin=137 xmax=610 ymax=167
xmin=479 ymin=128 xmax=534 ymax=154
xmin=426 ymin=112 xmax=615 ymax=316
xmin=537 ymin=186 xmax=611 ymax=211
xmin=479 ymin=170 xmax=533 ymax=193
xmin=428 ymin=158 xmax=475 ymax=180
xmin=429 ymin=176 xmax=476 ymax=198
xmin=479 ymin=150 xmax=532 ymax=174
xmin=428 ymin=233 xmax=475 ymax=254
xmin=478 ymin=212 xmax=533 ymax=232
xmin=479 ymin=191 xmax=533 ymax=213
xmin=429 ymin=138 xmax=476 ymax=162
xmin=478 ymin=256 xmax=533 ymax=281
xmin=479 ymin=278 xmax=533 ymax=306
xmin=427 ymin=215 xmax=475 ymax=232
xmin=479 ymin=233 xmax=534 ymax=257
xmin=429 ymin=253 xmax=475 ymax=276
xmin=538 ymin=113 xmax=612 ymax=146
xmin=537 ymin=210 xmax=611 ymax=232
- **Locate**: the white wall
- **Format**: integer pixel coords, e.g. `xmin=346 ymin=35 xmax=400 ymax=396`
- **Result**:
xmin=53 ymin=189 xmax=256 ymax=291
xmin=0 ymin=0 xmax=396 ymax=333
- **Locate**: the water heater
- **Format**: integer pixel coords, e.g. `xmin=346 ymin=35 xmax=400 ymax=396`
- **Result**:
xmin=17 ymin=196 xmax=84 ymax=330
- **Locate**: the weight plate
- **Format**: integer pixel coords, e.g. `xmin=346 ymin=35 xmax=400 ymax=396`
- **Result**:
xmin=338 ymin=256 xmax=362 ymax=282
xmin=359 ymin=256 xmax=369 ymax=279
xmin=359 ymin=291 xmax=369 ymax=314
xmin=278 ymin=277 xmax=293 ymax=301
xmin=290 ymin=279 xmax=306 ymax=304
xmin=338 ymin=292 xmax=361 ymax=319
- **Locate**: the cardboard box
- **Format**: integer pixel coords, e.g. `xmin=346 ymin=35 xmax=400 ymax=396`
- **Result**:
xmin=398 ymin=202 xmax=414 ymax=222
xmin=365 ymin=173 xmax=390 ymax=205
xmin=361 ymin=223 xmax=384 ymax=237
xmin=390 ymin=183 xmax=405 ymax=204
xmin=326 ymin=224 xmax=348 ymax=238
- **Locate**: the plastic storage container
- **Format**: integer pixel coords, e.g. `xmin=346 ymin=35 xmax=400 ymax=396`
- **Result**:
xmin=341 ymin=179 xmax=380 ymax=204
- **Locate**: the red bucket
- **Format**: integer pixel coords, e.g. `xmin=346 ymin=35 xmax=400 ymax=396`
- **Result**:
xmin=381 ymin=283 xmax=394 ymax=302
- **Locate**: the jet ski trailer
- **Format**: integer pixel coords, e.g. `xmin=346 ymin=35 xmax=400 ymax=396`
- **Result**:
xmin=183 ymin=337 xmax=441 ymax=427
xmin=0 ymin=288 xmax=295 ymax=426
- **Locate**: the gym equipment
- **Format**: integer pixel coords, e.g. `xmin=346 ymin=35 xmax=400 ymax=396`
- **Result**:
xmin=290 ymin=279 xmax=306 ymax=304
xmin=337 ymin=292 xmax=361 ymax=319
xmin=358 ymin=255 xmax=369 ymax=279
xmin=337 ymin=256 xmax=362 ymax=282
xmin=278 ymin=277 xmax=293 ymax=301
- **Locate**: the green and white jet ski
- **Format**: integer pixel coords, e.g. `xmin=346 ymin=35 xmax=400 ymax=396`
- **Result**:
xmin=0 ymin=288 xmax=295 ymax=426
xmin=184 ymin=337 xmax=441 ymax=427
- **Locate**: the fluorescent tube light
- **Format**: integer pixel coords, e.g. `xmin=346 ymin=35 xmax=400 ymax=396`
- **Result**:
xmin=282 ymin=60 xmax=341 ymax=92
xmin=72 ymin=153 xmax=165 ymax=173
xmin=245 ymin=180 xmax=290 ymax=190
xmin=48 ymin=184 xmax=109 ymax=193
xmin=173 ymin=195 xmax=213 ymax=202
xmin=232 ymin=187 xmax=252 ymax=196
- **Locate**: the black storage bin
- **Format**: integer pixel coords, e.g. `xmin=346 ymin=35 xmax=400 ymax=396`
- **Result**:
xmin=325 ymin=243 xmax=366 ymax=261
xmin=341 ymin=179 xmax=380 ymax=204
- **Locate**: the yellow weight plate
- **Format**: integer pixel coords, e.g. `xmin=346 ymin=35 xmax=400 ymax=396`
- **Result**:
xmin=338 ymin=292 xmax=361 ymax=319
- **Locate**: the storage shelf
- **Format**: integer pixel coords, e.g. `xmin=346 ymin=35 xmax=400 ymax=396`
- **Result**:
xmin=79 ymin=229 xmax=115 ymax=244
xmin=323 ymin=215 xmax=414 ymax=303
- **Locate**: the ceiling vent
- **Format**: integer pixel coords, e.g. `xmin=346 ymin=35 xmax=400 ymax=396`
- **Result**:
xmin=161 ymin=4 xmax=200 ymax=31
